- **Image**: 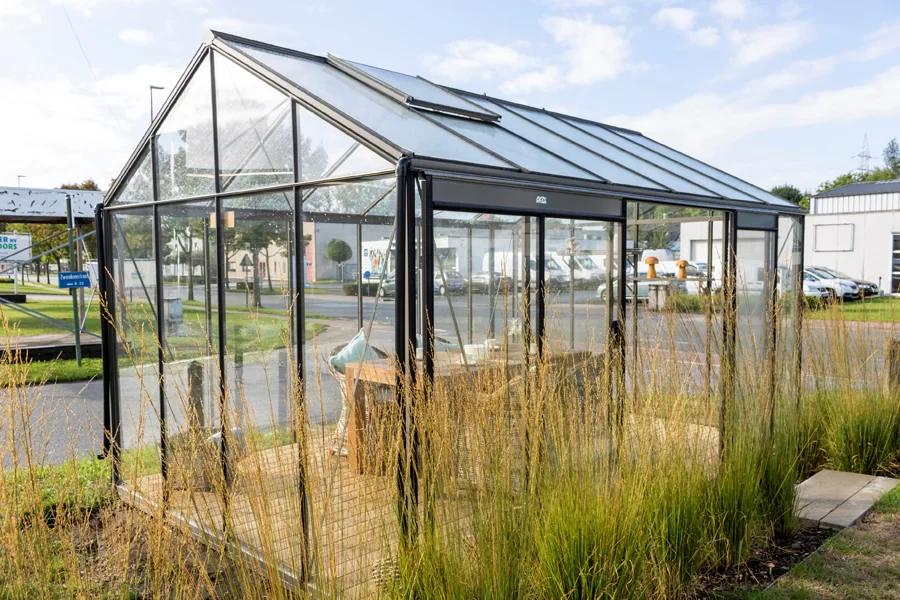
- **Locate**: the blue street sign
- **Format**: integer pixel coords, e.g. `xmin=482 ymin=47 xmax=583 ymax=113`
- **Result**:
xmin=58 ymin=271 xmax=91 ymax=289
xmin=363 ymin=270 xmax=371 ymax=279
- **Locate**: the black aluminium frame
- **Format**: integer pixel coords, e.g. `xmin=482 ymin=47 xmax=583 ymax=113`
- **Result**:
xmin=96 ymin=33 xmax=807 ymax=587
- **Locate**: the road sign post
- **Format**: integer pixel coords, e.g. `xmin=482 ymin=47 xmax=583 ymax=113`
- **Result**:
xmin=66 ymin=196 xmax=81 ymax=367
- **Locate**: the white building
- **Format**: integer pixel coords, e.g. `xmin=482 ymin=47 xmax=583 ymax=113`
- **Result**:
xmin=805 ymin=180 xmax=900 ymax=294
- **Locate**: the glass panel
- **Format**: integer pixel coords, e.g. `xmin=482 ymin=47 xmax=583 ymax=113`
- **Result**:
xmin=218 ymin=192 xmax=300 ymax=568
xmin=155 ymin=54 xmax=215 ymax=201
xmin=625 ymin=202 xmax=725 ymax=447
xmin=465 ymin=97 xmax=664 ymax=190
xmin=510 ymin=107 xmax=714 ymax=197
xmin=735 ymin=229 xmax=775 ymax=420
xmin=216 ymin=54 xmax=294 ymax=193
xmin=617 ymin=131 xmax=796 ymax=207
xmin=426 ymin=113 xmax=600 ymax=180
xmin=776 ymin=215 xmax=802 ymax=398
xmin=295 ymin=102 xmax=392 ymax=181
xmin=302 ymin=182 xmax=399 ymax=591
xmin=110 ymin=207 xmax=160 ymax=491
xmin=342 ymin=59 xmax=498 ymax=119
xmin=109 ymin=147 xmax=153 ymax=205
xmin=227 ymin=40 xmax=513 ymax=168
xmin=302 ymin=178 xmax=395 ymax=215
xmin=157 ymin=200 xmax=223 ymax=525
xmin=544 ymin=219 xmax=616 ymax=355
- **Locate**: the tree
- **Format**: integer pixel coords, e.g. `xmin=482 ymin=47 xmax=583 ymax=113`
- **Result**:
xmin=770 ymin=184 xmax=810 ymax=210
xmin=59 ymin=179 xmax=101 ymax=191
xmin=884 ymin=138 xmax=900 ymax=178
xmin=325 ymin=238 xmax=352 ymax=281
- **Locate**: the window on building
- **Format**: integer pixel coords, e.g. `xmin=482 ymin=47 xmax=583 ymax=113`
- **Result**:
xmin=892 ymin=234 xmax=900 ymax=294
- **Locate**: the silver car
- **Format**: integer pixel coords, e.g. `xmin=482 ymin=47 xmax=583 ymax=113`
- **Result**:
xmin=803 ymin=268 xmax=860 ymax=301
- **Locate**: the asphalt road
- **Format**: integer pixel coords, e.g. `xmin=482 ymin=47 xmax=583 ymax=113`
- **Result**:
xmin=5 ymin=283 xmax=894 ymax=467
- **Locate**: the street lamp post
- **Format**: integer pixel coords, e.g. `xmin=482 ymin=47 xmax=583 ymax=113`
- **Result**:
xmin=149 ymin=85 xmax=164 ymax=123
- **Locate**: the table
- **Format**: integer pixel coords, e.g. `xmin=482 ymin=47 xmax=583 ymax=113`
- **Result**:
xmin=343 ymin=349 xmax=598 ymax=474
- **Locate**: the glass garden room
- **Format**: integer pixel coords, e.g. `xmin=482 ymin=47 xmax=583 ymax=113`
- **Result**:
xmin=97 ymin=31 xmax=806 ymax=594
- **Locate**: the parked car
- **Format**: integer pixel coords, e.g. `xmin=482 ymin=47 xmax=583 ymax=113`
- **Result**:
xmin=434 ymin=270 xmax=467 ymax=295
xmin=802 ymin=273 xmax=829 ymax=300
xmin=802 ymin=268 xmax=860 ymax=301
xmin=468 ymin=271 xmax=511 ymax=293
xmin=808 ymin=266 xmax=879 ymax=297
xmin=597 ymin=279 xmax=650 ymax=302
xmin=379 ymin=273 xmax=396 ymax=297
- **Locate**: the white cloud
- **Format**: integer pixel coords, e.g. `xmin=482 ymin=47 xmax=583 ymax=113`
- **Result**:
xmin=711 ymin=0 xmax=750 ymax=21
xmin=858 ymin=20 xmax=900 ymax=60
xmin=743 ymin=56 xmax=839 ymax=94
xmin=427 ymin=40 xmax=538 ymax=83
xmin=0 ymin=0 xmax=42 ymax=27
xmin=118 ymin=27 xmax=154 ymax=45
xmin=606 ymin=66 xmax=900 ymax=161
xmin=729 ymin=21 xmax=813 ymax=66
xmin=654 ymin=7 xmax=697 ymax=32
xmin=653 ymin=8 xmax=721 ymax=47
xmin=499 ymin=66 xmax=563 ymax=95
xmin=49 ymin=0 xmax=144 ymax=18
xmin=0 ymin=63 xmax=183 ymax=188
xmin=541 ymin=16 xmax=641 ymax=84
xmin=201 ymin=17 xmax=246 ymax=33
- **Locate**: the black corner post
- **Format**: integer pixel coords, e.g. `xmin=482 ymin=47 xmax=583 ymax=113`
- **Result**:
xmin=536 ymin=217 xmax=546 ymax=358
xmin=209 ymin=49 xmax=232 ymax=527
xmin=148 ymin=128 xmax=169 ymax=511
xmin=394 ymin=156 xmax=415 ymax=540
xmin=421 ymin=175 xmax=435 ymax=531
xmin=720 ymin=211 xmax=738 ymax=457
xmin=95 ymin=203 xmax=121 ymax=484
xmin=291 ymin=100 xmax=311 ymax=577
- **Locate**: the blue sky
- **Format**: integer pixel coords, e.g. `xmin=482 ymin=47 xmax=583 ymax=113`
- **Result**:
xmin=2 ymin=0 xmax=899 ymax=193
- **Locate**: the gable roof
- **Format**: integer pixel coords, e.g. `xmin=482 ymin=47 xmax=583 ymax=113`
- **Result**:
xmin=815 ymin=179 xmax=900 ymax=198
xmin=105 ymin=31 xmax=803 ymax=215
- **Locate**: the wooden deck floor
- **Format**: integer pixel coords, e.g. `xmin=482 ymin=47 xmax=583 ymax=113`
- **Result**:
xmin=130 ymin=438 xmax=406 ymax=598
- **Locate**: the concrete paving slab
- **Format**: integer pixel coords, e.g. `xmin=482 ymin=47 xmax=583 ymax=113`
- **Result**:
xmin=796 ymin=469 xmax=875 ymax=527
xmin=821 ymin=476 xmax=900 ymax=529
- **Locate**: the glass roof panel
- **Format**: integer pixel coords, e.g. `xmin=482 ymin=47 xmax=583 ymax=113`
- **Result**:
xmin=341 ymin=59 xmax=498 ymax=121
xmin=562 ymin=118 xmax=763 ymax=203
xmin=426 ymin=113 xmax=600 ymax=181
xmin=616 ymin=131 xmax=794 ymax=207
xmin=507 ymin=106 xmax=713 ymax=197
xmin=464 ymin=96 xmax=664 ymax=190
xmin=227 ymin=41 xmax=514 ymax=169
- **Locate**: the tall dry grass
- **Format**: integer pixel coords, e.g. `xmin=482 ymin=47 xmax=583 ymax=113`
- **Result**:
xmin=1 ymin=284 xmax=899 ymax=599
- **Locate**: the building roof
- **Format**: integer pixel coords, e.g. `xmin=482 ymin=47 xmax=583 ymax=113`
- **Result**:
xmin=0 ymin=187 xmax=104 ymax=223
xmin=815 ymin=179 xmax=900 ymax=198
xmin=105 ymin=31 xmax=803 ymax=215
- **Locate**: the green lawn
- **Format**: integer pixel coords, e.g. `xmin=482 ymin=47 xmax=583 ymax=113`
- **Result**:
xmin=806 ymin=297 xmax=900 ymax=323
xmin=760 ymin=485 xmax=900 ymax=599
xmin=0 ymin=282 xmax=67 ymax=295
xmin=0 ymin=299 xmax=326 ymax=384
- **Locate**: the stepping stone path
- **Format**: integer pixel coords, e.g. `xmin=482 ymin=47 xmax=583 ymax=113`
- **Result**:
xmin=796 ymin=469 xmax=899 ymax=530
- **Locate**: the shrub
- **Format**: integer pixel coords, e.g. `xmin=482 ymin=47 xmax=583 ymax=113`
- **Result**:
xmin=0 ymin=277 xmax=13 ymax=284
xmin=663 ymin=292 xmax=702 ymax=313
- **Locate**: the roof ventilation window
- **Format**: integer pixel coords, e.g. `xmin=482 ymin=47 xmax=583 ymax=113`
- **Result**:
xmin=328 ymin=55 xmax=500 ymax=122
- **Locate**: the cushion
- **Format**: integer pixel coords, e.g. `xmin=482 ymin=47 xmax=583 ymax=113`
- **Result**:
xmin=328 ymin=329 xmax=382 ymax=375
